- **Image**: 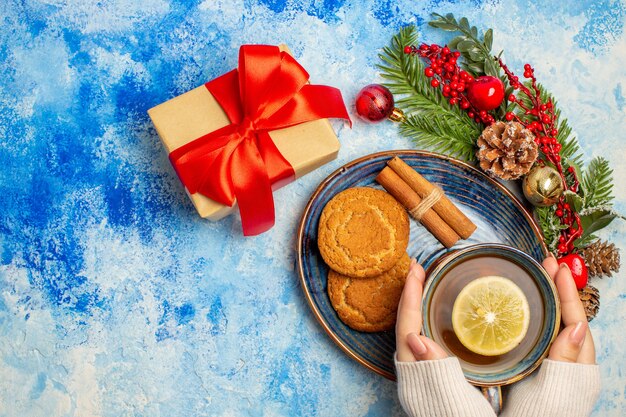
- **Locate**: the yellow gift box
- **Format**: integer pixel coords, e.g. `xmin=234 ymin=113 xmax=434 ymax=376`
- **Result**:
xmin=147 ymin=45 xmax=344 ymax=224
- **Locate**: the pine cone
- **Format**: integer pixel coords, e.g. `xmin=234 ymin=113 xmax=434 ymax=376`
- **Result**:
xmin=477 ymin=121 xmax=538 ymax=180
xmin=580 ymin=240 xmax=621 ymax=277
xmin=578 ymin=285 xmax=600 ymax=322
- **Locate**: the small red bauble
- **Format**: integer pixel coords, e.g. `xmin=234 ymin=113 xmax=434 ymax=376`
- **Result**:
xmin=466 ymin=76 xmax=505 ymax=111
xmin=558 ymin=253 xmax=589 ymax=290
xmin=355 ymin=84 xmax=395 ymax=122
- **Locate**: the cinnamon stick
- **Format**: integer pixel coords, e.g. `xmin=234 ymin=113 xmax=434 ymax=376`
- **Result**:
xmin=375 ymin=167 xmax=461 ymax=248
xmin=388 ymin=157 xmax=476 ymax=239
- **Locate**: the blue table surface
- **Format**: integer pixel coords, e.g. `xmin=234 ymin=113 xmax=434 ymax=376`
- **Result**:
xmin=1 ymin=1 xmax=625 ymax=416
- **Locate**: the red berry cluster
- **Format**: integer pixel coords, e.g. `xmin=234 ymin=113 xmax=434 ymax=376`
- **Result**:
xmin=501 ymin=63 xmax=564 ymax=165
xmin=555 ymin=200 xmax=582 ymax=254
xmin=498 ymin=59 xmax=582 ymax=255
xmin=404 ymin=44 xmax=495 ymax=125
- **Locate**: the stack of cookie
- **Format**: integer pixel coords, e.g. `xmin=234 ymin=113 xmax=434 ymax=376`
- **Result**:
xmin=317 ymin=187 xmax=411 ymax=332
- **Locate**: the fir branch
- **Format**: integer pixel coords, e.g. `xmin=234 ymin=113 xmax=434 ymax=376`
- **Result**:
xmin=378 ymin=27 xmax=451 ymax=115
xmin=400 ymin=113 xmax=479 ymax=161
xmin=378 ymin=25 xmax=481 ymax=161
xmin=556 ymin=119 xmax=584 ymax=168
xmin=581 ymin=157 xmax=614 ymax=209
xmin=536 ymin=205 xmax=568 ymax=253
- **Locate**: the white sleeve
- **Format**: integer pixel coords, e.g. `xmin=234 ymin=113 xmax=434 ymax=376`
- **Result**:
xmin=500 ymin=359 xmax=601 ymax=417
xmin=395 ymin=356 xmax=497 ymax=417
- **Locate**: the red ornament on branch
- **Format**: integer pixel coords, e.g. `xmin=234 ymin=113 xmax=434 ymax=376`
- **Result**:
xmin=404 ymin=43 xmax=500 ymax=125
xmin=466 ymin=76 xmax=505 ymax=111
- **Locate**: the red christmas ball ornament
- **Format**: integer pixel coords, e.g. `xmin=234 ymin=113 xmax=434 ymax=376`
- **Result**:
xmin=466 ymin=76 xmax=505 ymax=111
xmin=355 ymin=84 xmax=395 ymax=122
xmin=558 ymin=253 xmax=589 ymax=290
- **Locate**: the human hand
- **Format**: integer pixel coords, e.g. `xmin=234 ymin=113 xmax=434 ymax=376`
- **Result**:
xmin=395 ymin=258 xmax=448 ymax=361
xmin=542 ymin=255 xmax=596 ymax=364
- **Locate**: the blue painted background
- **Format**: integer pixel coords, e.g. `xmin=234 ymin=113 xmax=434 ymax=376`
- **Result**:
xmin=1 ymin=0 xmax=624 ymax=415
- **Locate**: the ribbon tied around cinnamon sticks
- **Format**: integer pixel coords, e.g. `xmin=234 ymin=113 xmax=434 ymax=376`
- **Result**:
xmin=375 ymin=156 xmax=476 ymax=248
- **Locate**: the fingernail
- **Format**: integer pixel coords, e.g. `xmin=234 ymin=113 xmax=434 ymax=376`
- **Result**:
xmin=560 ymin=263 xmax=571 ymax=272
xmin=569 ymin=321 xmax=587 ymax=346
xmin=410 ymin=258 xmax=417 ymax=266
xmin=408 ymin=332 xmax=428 ymax=356
xmin=547 ymin=252 xmax=556 ymax=259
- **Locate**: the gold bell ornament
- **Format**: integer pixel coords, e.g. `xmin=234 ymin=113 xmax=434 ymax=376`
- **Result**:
xmin=522 ymin=165 xmax=564 ymax=207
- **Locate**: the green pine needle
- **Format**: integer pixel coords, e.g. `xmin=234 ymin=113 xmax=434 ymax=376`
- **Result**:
xmin=535 ymin=206 xmax=568 ymax=253
xmin=378 ymin=25 xmax=481 ymax=161
xmin=581 ymin=157 xmax=614 ymax=209
xmin=400 ymin=114 xmax=478 ymax=161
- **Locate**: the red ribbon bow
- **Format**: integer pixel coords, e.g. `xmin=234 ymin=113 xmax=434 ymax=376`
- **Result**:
xmin=169 ymin=45 xmax=350 ymax=236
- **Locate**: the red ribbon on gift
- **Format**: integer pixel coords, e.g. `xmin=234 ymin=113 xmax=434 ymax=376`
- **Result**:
xmin=169 ymin=45 xmax=350 ymax=236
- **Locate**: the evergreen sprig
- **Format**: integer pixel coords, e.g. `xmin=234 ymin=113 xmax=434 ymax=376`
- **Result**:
xmin=400 ymin=114 xmax=478 ymax=161
xmin=573 ymin=156 xmax=623 ymax=248
xmin=378 ymin=25 xmax=481 ymax=160
xmin=581 ymin=157 xmax=614 ymax=209
xmin=536 ymin=205 xmax=568 ymax=252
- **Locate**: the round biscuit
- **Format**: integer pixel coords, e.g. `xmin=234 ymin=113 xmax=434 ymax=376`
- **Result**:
xmin=327 ymin=253 xmax=410 ymax=332
xmin=318 ymin=187 xmax=409 ymax=278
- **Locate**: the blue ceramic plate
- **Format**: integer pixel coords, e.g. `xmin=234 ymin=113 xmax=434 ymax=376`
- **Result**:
xmin=296 ymin=150 xmax=548 ymax=380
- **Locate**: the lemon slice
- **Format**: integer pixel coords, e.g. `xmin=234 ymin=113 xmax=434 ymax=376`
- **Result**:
xmin=452 ymin=276 xmax=530 ymax=356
